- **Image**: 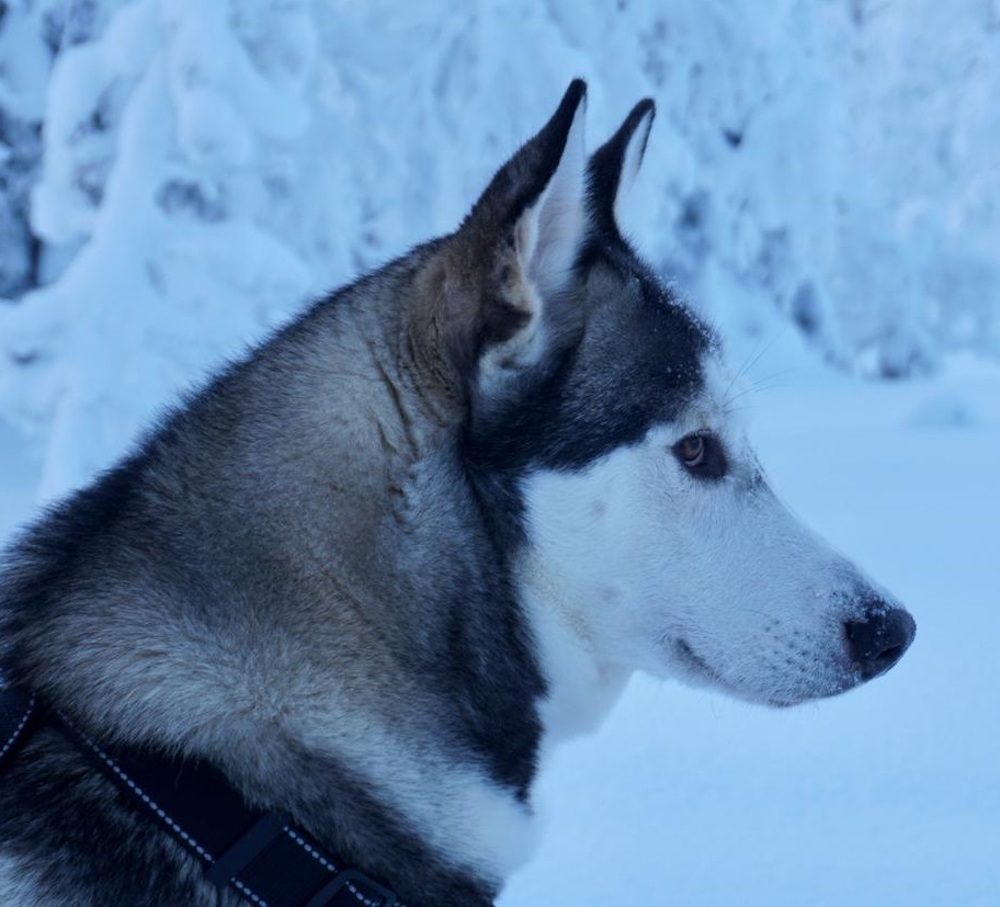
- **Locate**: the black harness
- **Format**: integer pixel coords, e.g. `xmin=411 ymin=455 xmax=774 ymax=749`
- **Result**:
xmin=0 ymin=683 xmax=403 ymax=907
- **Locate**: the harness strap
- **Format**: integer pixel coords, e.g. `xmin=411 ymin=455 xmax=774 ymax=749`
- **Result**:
xmin=0 ymin=685 xmax=36 ymax=767
xmin=0 ymin=685 xmax=401 ymax=907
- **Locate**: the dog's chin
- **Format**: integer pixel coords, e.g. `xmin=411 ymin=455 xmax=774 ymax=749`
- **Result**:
xmin=667 ymin=639 xmax=858 ymax=708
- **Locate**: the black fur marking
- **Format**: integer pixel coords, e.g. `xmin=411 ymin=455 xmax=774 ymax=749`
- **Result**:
xmin=465 ymin=243 xmax=711 ymax=477
xmin=463 ymin=237 xmax=712 ymax=567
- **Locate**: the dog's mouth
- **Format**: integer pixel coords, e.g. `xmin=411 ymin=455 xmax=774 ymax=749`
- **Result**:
xmin=670 ymin=637 xmax=857 ymax=708
xmin=671 ymin=637 xmax=766 ymax=702
xmin=672 ymin=638 xmax=727 ymax=688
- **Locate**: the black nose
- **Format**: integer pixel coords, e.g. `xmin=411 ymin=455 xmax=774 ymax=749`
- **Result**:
xmin=845 ymin=606 xmax=916 ymax=681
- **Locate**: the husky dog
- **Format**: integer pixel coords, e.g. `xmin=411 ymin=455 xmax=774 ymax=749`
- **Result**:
xmin=0 ymin=81 xmax=914 ymax=906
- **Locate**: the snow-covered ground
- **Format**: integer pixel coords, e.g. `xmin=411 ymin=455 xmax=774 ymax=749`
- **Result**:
xmin=2 ymin=345 xmax=996 ymax=906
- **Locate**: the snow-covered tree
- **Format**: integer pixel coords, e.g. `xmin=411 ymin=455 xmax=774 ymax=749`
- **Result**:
xmin=1 ymin=0 xmax=997 ymax=501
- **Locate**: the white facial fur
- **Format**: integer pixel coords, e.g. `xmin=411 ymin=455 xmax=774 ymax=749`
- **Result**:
xmin=518 ymin=356 xmax=877 ymax=741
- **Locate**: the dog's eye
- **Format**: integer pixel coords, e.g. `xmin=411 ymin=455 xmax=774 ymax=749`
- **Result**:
xmin=677 ymin=435 xmax=705 ymax=467
xmin=674 ymin=432 xmax=728 ymax=480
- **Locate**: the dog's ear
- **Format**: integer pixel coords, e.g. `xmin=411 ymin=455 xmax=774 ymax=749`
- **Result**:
xmin=445 ymin=80 xmax=588 ymax=390
xmin=588 ymin=98 xmax=655 ymax=234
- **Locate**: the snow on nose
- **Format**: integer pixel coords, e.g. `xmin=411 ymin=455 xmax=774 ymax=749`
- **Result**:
xmin=844 ymin=604 xmax=917 ymax=681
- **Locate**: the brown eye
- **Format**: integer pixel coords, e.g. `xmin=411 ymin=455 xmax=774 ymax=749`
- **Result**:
xmin=674 ymin=432 xmax=729 ymax=480
xmin=678 ymin=434 xmax=705 ymax=467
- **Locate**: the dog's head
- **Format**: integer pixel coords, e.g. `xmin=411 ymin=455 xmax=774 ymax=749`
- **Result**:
xmin=436 ymin=81 xmax=914 ymax=713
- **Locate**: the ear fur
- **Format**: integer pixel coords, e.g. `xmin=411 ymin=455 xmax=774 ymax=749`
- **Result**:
xmin=448 ymin=80 xmax=589 ymax=390
xmin=516 ymin=87 xmax=588 ymax=298
xmin=587 ymin=98 xmax=655 ymax=234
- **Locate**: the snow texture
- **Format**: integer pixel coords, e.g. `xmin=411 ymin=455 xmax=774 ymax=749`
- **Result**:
xmin=0 ymin=0 xmax=998 ymax=497
xmin=0 ymin=2 xmax=998 ymax=904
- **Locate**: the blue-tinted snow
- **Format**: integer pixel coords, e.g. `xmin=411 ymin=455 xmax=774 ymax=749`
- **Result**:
xmin=0 ymin=2 xmax=997 ymax=904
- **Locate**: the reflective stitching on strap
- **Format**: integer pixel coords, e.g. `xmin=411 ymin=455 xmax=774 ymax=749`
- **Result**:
xmin=82 ymin=735 xmax=215 ymax=862
xmin=232 ymin=877 xmax=269 ymax=907
xmin=285 ymin=828 xmax=338 ymax=874
xmin=44 ymin=712 xmax=402 ymax=907
xmin=0 ymin=693 xmax=34 ymax=762
xmin=345 ymin=880 xmax=383 ymax=906
xmin=77 ymin=731 xmax=275 ymax=906
xmin=285 ymin=829 xmax=404 ymax=907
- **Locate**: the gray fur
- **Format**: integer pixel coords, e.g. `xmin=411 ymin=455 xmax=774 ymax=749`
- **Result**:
xmin=0 ymin=80 xmax=914 ymax=906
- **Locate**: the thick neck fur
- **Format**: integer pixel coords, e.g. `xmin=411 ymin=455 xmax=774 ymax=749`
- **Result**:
xmin=0 ymin=244 xmax=545 ymax=907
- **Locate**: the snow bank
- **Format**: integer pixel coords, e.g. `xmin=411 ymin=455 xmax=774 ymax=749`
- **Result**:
xmin=0 ymin=0 xmax=997 ymax=499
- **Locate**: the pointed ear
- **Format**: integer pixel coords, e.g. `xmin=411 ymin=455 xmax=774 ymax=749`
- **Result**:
xmin=448 ymin=80 xmax=588 ymax=388
xmin=588 ymin=98 xmax=655 ymax=233
xmin=514 ymin=81 xmax=589 ymax=299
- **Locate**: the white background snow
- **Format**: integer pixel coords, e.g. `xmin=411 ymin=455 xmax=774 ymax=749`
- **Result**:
xmin=0 ymin=1 xmax=997 ymax=904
